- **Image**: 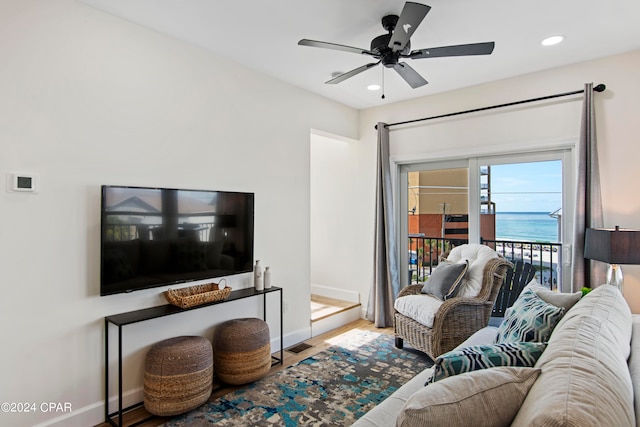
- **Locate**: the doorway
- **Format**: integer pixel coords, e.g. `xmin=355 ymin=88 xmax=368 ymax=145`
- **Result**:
xmin=310 ymin=131 xmax=362 ymax=336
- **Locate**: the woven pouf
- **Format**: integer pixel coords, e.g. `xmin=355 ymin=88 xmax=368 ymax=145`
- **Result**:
xmin=143 ymin=336 xmax=213 ymax=417
xmin=213 ymin=318 xmax=271 ymax=385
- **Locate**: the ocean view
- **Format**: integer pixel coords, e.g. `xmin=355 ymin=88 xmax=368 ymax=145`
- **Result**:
xmin=495 ymin=212 xmax=559 ymax=243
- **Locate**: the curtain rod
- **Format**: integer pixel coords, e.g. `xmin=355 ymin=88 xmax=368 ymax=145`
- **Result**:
xmin=376 ymin=83 xmax=606 ymax=130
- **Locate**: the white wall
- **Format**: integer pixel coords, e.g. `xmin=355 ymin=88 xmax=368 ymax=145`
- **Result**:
xmin=0 ymin=1 xmax=357 ymax=426
xmin=340 ymin=49 xmax=640 ymax=318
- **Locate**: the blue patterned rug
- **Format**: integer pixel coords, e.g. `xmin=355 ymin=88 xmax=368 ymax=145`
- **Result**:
xmin=161 ymin=329 xmax=431 ymax=426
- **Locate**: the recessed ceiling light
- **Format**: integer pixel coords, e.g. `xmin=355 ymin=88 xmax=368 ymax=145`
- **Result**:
xmin=541 ymin=35 xmax=564 ymax=46
xmin=367 ymin=84 xmax=381 ymax=91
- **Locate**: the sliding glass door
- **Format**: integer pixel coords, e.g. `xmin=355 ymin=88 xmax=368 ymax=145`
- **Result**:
xmin=478 ymin=159 xmax=563 ymax=290
xmin=400 ymin=160 xmax=469 ymax=285
xmin=399 ymin=149 xmax=574 ymax=291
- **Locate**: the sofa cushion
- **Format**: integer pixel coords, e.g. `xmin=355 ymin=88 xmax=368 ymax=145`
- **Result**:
xmin=397 ymin=367 xmax=540 ymax=427
xmin=394 ymin=295 xmax=443 ymax=329
xmin=429 ymin=341 xmax=547 ymax=383
xmin=420 ymin=261 xmax=468 ymax=300
xmin=495 ymin=287 xmax=565 ymax=343
xmin=446 ymin=244 xmax=498 ymax=298
xmin=511 ymin=285 xmax=635 ymax=427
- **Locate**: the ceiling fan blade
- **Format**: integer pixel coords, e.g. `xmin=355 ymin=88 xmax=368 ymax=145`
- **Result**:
xmin=388 ymin=2 xmax=431 ymax=52
xmin=325 ymin=62 xmax=380 ymax=84
xmin=409 ymin=42 xmax=495 ymax=59
xmin=393 ymin=62 xmax=428 ymax=88
xmin=298 ymin=39 xmax=376 ymax=56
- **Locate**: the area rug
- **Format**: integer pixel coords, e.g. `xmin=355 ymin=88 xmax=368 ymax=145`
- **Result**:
xmin=161 ymin=329 xmax=432 ymax=426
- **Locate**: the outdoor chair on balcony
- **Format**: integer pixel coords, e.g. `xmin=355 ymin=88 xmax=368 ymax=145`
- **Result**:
xmin=394 ymin=244 xmax=512 ymax=360
xmin=491 ymin=261 xmax=537 ymax=318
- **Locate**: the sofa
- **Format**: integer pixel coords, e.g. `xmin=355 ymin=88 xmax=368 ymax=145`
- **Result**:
xmin=353 ymin=284 xmax=640 ymax=426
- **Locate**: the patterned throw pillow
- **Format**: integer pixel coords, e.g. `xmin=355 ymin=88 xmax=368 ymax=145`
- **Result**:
xmin=495 ymin=288 xmax=565 ymax=343
xmin=421 ymin=261 xmax=468 ymax=300
xmin=428 ymin=341 xmax=547 ymax=384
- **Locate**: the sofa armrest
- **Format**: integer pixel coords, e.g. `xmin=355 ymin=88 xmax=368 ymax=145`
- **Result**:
xmin=431 ymin=297 xmax=493 ymax=353
xmin=629 ymin=315 xmax=640 ymax=425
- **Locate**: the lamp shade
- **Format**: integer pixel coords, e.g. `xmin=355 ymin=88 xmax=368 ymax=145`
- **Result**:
xmin=584 ymin=226 xmax=640 ymax=265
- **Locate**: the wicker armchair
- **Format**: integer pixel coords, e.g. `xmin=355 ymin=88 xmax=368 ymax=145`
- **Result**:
xmin=394 ymin=254 xmax=512 ymax=360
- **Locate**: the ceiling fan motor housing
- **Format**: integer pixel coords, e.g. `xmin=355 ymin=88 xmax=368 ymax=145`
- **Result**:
xmin=381 ymin=14 xmax=399 ymax=32
xmin=372 ymin=15 xmax=410 ymax=67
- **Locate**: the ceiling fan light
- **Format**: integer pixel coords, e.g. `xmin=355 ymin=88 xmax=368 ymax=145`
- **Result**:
xmin=541 ymin=35 xmax=564 ymax=46
xmin=367 ymin=84 xmax=381 ymax=91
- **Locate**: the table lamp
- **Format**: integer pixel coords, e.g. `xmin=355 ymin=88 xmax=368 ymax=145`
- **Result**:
xmin=584 ymin=226 xmax=640 ymax=292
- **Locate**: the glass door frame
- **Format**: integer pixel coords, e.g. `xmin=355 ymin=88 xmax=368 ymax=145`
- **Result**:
xmin=396 ymin=146 xmax=575 ymax=292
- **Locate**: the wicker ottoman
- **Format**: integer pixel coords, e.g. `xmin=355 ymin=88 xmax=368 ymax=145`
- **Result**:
xmin=143 ymin=336 xmax=213 ymax=416
xmin=213 ymin=318 xmax=271 ymax=385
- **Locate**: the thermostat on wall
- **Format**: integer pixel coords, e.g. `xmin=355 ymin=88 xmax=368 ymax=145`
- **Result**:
xmin=9 ymin=174 xmax=38 ymax=193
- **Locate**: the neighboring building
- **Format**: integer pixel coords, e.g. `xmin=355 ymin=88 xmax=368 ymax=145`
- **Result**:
xmin=407 ymin=168 xmax=496 ymax=242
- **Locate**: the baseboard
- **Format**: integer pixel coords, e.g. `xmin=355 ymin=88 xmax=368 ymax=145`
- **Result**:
xmin=272 ymin=325 xmax=311 ymax=352
xmin=31 ymin=402 xmax=101 ymax=427
xmin=32 ymin=387 xmax=143 ymax=427
xmin=311 ymin=284 xmax=359 ymax=304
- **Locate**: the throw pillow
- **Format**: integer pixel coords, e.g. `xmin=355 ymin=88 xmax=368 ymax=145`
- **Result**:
xmin=397 ymin=367 xmax=541 ymax=427
xmin=428 ymin=341 xmax=547 ymax=384
xmin=526 ymin=278 xmax=582 ymax=312
xmin=495 ymin=288 xmax=565 ymax=343
xmin=421 ymin=261 xmax=468 ymax=300
xmin=503 ymin=280 xmax=581 ymax=318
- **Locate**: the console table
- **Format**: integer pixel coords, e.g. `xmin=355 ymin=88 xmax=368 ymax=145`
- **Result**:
xmin=104 ymin=286 xmax=283 ymax=427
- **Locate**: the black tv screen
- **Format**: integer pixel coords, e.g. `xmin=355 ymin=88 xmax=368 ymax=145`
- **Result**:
xmin=100 ymin=185 xmax=254 ymax=296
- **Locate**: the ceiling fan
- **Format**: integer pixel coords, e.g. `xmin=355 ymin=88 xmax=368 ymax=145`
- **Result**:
xmin=298 ymin=2 xmax=495 ymax=90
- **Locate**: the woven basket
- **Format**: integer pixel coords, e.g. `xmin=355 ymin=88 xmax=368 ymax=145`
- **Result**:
xmin=165 ymin=279 xmax=231 ymax=308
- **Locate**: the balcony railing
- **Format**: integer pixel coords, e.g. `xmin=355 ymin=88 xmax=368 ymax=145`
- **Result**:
xmin=408 ymin=236 xmax=562 ymax=290
xmin=104 ymin=222 xmax=215 ymax=242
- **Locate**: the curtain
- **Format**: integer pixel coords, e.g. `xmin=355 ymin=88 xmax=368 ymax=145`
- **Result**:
xmin=366 ymin=123 xmax=401 ymax=327
xmin=572 ymin=83 xmax=606 ymax=291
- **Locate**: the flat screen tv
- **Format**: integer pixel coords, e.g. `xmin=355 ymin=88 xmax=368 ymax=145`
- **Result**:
xmin=100 ymin=185 xmax=254 ymax=296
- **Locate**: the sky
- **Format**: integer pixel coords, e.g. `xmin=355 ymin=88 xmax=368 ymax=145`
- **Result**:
xmin=488 ymin=160 xmax=562 ymax=213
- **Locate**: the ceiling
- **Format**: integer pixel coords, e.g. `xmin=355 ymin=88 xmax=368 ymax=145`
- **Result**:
xmin=77 ymin=0 xmax=640 ymax=110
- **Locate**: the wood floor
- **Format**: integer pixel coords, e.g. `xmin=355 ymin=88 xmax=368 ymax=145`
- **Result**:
xmin=96 ymin=319 xmax=392 ymax=427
